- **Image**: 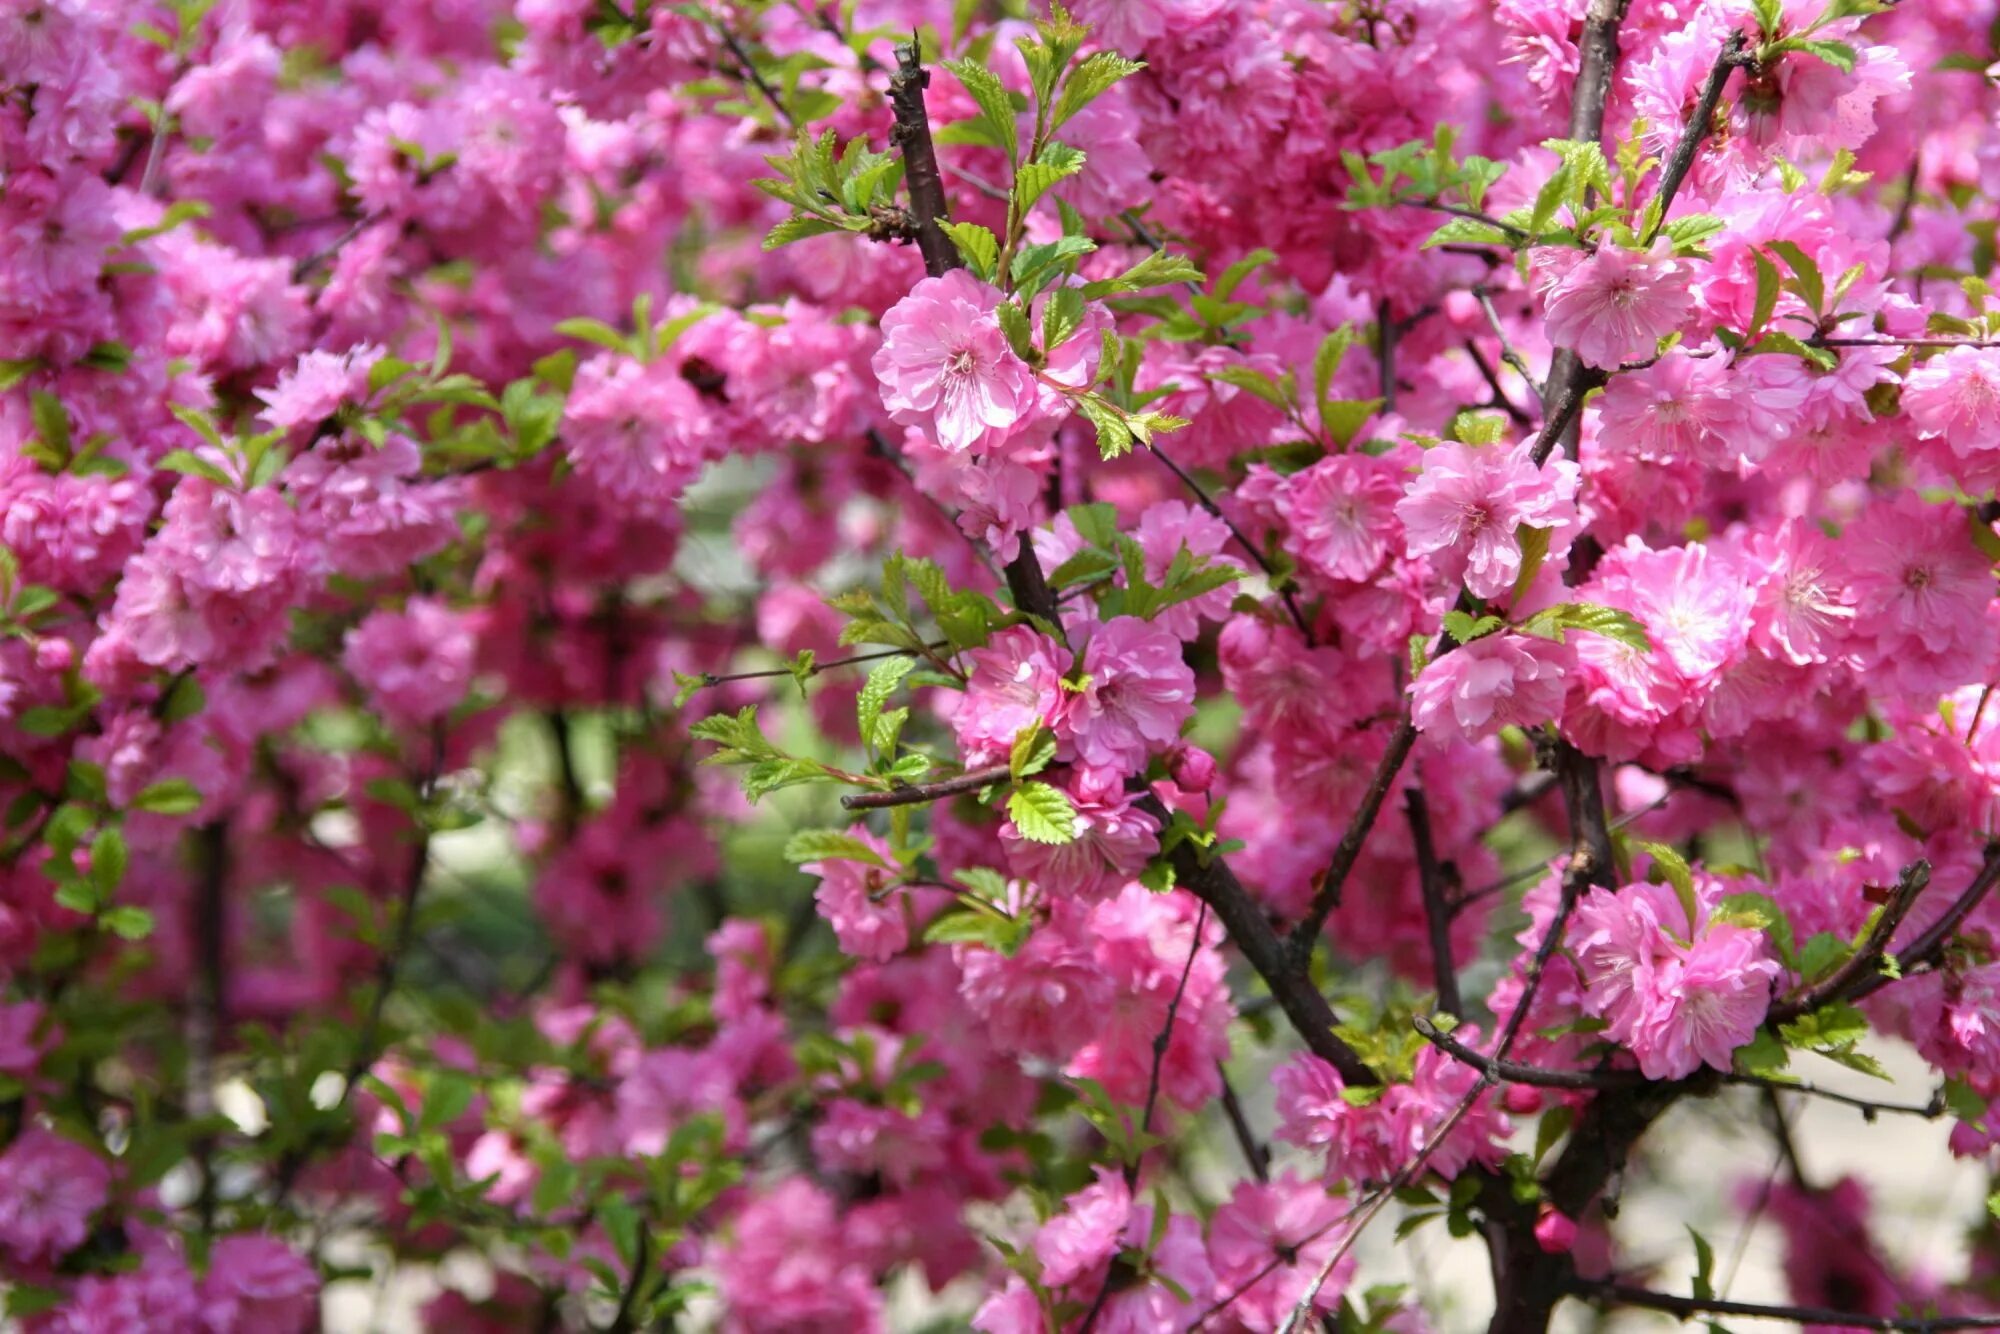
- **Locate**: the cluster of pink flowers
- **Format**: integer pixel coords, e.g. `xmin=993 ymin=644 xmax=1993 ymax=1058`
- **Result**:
xmin=4 ymin=0 xmax=2000 ymax=1329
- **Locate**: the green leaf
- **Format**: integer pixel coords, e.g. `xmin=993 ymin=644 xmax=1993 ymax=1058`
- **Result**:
xmin=1042 ymin=284 xmax=1088 ymax=352
xmin=156 ymin=449 xmax=235 ymax=487
xmin=131 ymin=778 xmax=202 ymax=815
xmin=1442 ymin=610 xmax=1504 ymax=644
xmin=1312 ymin=326 xmax=1354 ymax=424
xmin=1750 ymin=249 xmax=1781 ymax=339
xmin=783 ymin=829 xmax=892 ymax=868
xmin=30 ymin=392 xmax=72 ymax=461
xmin=1085 ymin=248 xmax=1204 ymax=298
xmin=1632 ymin=839 xmax=1698 ymax=932
xmin=552 ymin=317 xmax=634 ymax=357
xmin=857 ymin=656 xmax=917 ymax=753
xmin=1009 ymin=724 xmax=1057 ymax=780
xmin=1075 ymin=394 xmax=1134 ymax=459
xmin=1765 ymin=239 xmax=1825 ymax=317
xmin=100 ymin=906 xmax=155 ymax=941
xmin=1015 ymin=143 xmax=1087 ymax=215
xmin=944 ymin=59 xmax=1019 ymax=165
xmin=1512 ymin=526 xmax=1552 ymax=604
xmin=763 ymin=215 xmax=844 ymax=250
xmin=1210 ymin=365 xmax=1291 ymax=409
xmin=91 ymin=827 xmax=128 ymax=898
xmin=1519 ymin=602 xmax=1652 ymax=651
xmin=1529 ymin=162 xmax=1573 ymax=235
xmin=1792 ymin=38 xmax=1856 ymax=73
xmin=1007 ymin=781 xmax=1077 ymax=844
xmin=1320 ymin=398 xmax=1382 ymax=448
xmin=940 ymin=221 xmax=1000 ymax=282
xmin=1689 ymin=1225 xmax=1717 ymax=1301
xmin=1053 ymin=51 xmax=1143 ymax=128
xmin=1048 ymin=546 xmax=1120 ymax=590
xmin=0 ymin=359 xmax=38 ymax=392
xmin=1067 ymin=502 xmax=1121 ymax=549
xmin=1716 ymin=891 xmax=1798 ymax=969
xmin=985 ymin=303 xmax=1036 ymax=367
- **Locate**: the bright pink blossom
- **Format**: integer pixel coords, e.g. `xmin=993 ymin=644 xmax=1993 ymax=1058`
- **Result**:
xmin=1396 ymin=440 xmax=1580 ymax=600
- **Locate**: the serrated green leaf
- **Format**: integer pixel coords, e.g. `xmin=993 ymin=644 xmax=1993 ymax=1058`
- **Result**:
xmin=1007 ymin=781 xmax=1077 ymax=844
xmin=940 ymin=221 xmax=1000 ymax=282
xmin=858 ymin=656 xmax=917 ymax=752
xmin=944 ymin=59 xmax=1019 ymax=165
xmin=783 ymin=829 xmax=892 ymax=868
xmin=1015 ymin=144 xmax=1086 ymax=215
xmin=1053 ymin=51 xmax=1143 ymax=128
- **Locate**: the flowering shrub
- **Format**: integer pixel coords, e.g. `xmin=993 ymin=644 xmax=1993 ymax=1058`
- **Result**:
xmin=7 ymin=0 xmax=2000 ymax=1330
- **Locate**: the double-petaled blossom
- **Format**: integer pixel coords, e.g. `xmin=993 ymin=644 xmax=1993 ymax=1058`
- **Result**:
xmin=873 ymin=271 xmax=1038 ymax=455
xmin=1538 ymin=242 xmax=1692 ymax=370
xmin=1054 ymin=616 xmax=1197 ymax=780
xmin=803 ymin=826 xmax=908 ymax=963
xmin=1410 ymin=632 xmax=1571 ymax=743
xmin=1572 ymin=877 xmax=1781 ymax=1080
xmin=1396 ymin=439 xmax=1580 ymax=600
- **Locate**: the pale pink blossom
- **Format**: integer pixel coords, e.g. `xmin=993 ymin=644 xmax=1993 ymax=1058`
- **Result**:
xmin=1539 ymin=242 xmax=1692 ymax=370
xmin=1410 ymin=633 xmax=1570 ymax=743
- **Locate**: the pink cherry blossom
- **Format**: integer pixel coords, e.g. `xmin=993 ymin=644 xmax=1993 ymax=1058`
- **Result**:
xmin=1396 ymin=440 xmax=1580 ymax=600
xmin=873 ymin=270 xmax=1037 ymax=455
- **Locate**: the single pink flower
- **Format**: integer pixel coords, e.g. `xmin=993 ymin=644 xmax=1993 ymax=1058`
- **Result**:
xmin=1055 ymin=616 xmax=1196 ymax=778
xmin=804 ymin=826 xmax=908 ymax=963
xmin=1540 ymin=242 xmax=1692 ymax=370
xmin=873 ymin=270 xmax=1037 ymax=454
xmin=1396 ymin=440 xmax=1579 ymax=600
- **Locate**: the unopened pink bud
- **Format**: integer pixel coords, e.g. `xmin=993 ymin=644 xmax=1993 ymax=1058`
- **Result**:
xmin=1168 ymin=743 xmax=1217 ymax=793
xmin=1535 ymin=1206 xmax=1577 ymax=1254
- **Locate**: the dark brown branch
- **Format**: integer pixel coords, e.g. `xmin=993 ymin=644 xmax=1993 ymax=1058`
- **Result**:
xmin=1289 ymin=716 xmax=1419 ymax=963
xmin=1136 ymin=792 xmax=1376 ymax=1086
xmin=1218 ymin=1067 xmax=1271 ymax=1183
xmin=886 ymin=41 xmax=962 ymax=281
xmin=1640 ymin=31 xmax=1751 ymax=246
xmin=1416 ymin=1017 xmax=1947 ymax=1119
xmin=1849 ymin=841 xmax=2000 ymax=1004
xmin=1406 ymin=790 xmax=1462 ymax=1018
xmin=840 ymin=763 xmax=1013 ymax=810
xmin=188 ymin=820 xmax=228 ymax=1235
xmin=1571 ymin=1281 xmax=2000 ymax=1332
xmin=1770 ymin=859 xmax=1929 ymax=1025
xmin=1567 ymin=0 xmax=1634 ymax=146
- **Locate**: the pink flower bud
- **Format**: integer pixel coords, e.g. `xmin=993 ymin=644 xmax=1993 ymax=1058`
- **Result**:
xmin=1168 ymin=743 xmax=1217 ymax=793
xmin=1503 ymin=1083 xmax=1544 ymax=1115
xmin=34 ymin=638 xmax=74 ymax=673
xmin=1535 ymin=1206 xmax=1577 ymax=1255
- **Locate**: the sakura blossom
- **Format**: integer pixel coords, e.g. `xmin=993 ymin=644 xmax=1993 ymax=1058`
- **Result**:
xmin=5 ymin=0 xmax=2000 ymax=1330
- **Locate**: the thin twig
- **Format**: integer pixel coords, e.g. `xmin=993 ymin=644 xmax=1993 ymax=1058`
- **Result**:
xmin=1571 ymin=1281 xmax=2000 ymax=1332
xmin=1406 ymin=789 xmax=1462 ymax=1017
xmin=1849 ymin=842 xmax=2000 ymax=1003
xmin=1769 ymin=859 xmax=1929 ymax=1025
xmin=1217 ymin=1068 xmax=1271 ymax=1183
xmin=1144 ymin=440 xmax=1312 ymax=641
xmin=1081 ymin=902 xmax=1211 ymax=1333
xmin=1288 ymin=717 xmax=1419 ymax=963
xmin=839 ymin=762 xmax=1014 ymax=810
xmin=718 ymin=25 xmax=797 ymax=128
xmin=1640 ymin=32 xmax=1751 ymax=246
xmin=1463 ymin=340 xmax=1534 ymax=427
